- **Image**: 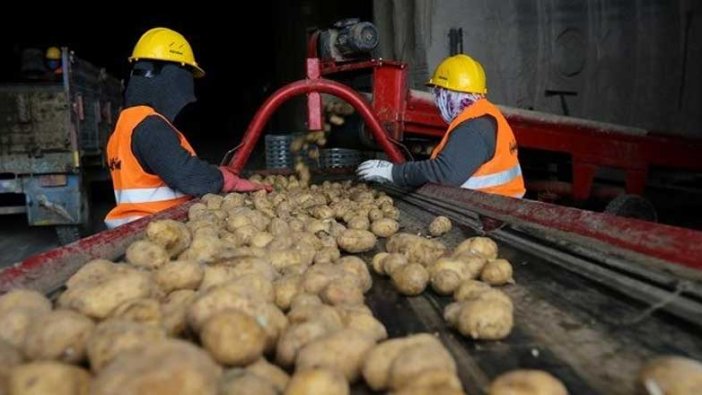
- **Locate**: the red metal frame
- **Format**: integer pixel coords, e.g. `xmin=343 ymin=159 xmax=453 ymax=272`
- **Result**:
xmin=0 ymin=201 xmax=195 ymax=293
xmin=227 ymin=58 xmax=405 ymax=172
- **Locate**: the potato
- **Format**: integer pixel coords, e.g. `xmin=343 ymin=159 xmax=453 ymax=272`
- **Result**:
xmin=489 ymin=370 xmax=568 ymax=395
xmin=0 ymin=290 xmax=50 ymax=314
xmin=227 ymin=257 xmax=277 ymax=282
xmin=362 ymin=334 xmax=443 ymax=391
xmin=161 ymin=289 xmax=196 ymax=336
xmin=275 ymin=321 xmax=331 ymax=368
xmin=59 ymin=265 xmax=156 ymax=320
xmin=201 ymin=193 xmax=224 ymax=209
xmin=400 ymin=370 xmax=463 ymax=393
xmin=372 ymin=252 xmax=390 ymax=275
xmin=125 ymin=239 xmax=169 ymax=269
xmin=452 ymin=252 xmax=488 ymax=279
xmin=429 ymin=216 xmax=452 ymax=237
xmin=453 ymin=280 xmax=492 ymax=301
xmin=338 ymin=256 xmax=372 ymax=292
xmin=87 ymin=319 xmax=166 ymax=371
xmin=429 ymin=257 xmax=474 ymax=295
xmin=371 ymin=218 xmax=400 ymax=238
xmin=179 ymin=236 xmax=223 ymax=264
xmin=222 ymin=192 xmax=246 ymax=210
xmin=638 ymin=356 xmax=702 ymax=395
xmin=301 ymin=264 xmax=341 ymax=294
xmin=268 ymin=218 xmax=290 ymax=236
xmin=368 ymin=208 xmax=384 ymax=221
xmin=66 ymin=259 xmax=115 ymax=288
xmin=342 ymin=311 xmax=387 ymax=342
xmin=146 ymin=219 xmax=192 ymax=257
xmin=91 ymin=339 xmax=221 ymax=395
xmin=22 ymin=310 xmax=94 ymax=364
xmin=347 ymin=215 xmax=370 ymax=230
xmin=8 ymin=361 xmax=90 ymax=395
xmin=246 ymin=358 xmax=290 ymax=393
xmin=200 ymin=310 xmax=266 ymax=366
xmin=447 ymin=298 xmax=513 ymax=340
xmin=454 ymin=237 xmax=498 ymax=259
xmin=250 ymin=231 xmax=274 ymax=248
xmin=391 ymin=263 xmax=429 ymax=296
xmin=218 ymin=369 xmax=277 ymax=395
xmin=287 ymin=304 xmax=343 ymax=332
xmin=188 ymin=284 xmax=264 ymax=331
xmin=296 ymin=329 xmax=376 ymax=382
xmin=110 ymin=298 xmax=162 ymax=326
xmin=154 ymin=260 xmax=203 ymax=293
xmin=274 ymin=275 xmax=302 ymax=311
xmin=480 ymin=259 xmax=514 ymax=285
xmin=388 ymin=343 xmax=457 ymax=391
xmin=289 ymin=293 xmax=323 ymax=311
xmin=337 ymin=229 xmax=377 ymax=253
xmin=199 ymin=265 xmax=236 ymax=290
xmin=383 ymin=253 xmax=409 ymax=276
xmin=386 ymin=233 xmax=447 ymax=266
xmin=0 ymin=339 xmax=23 ymax=393
xmin=314 ymin=247 xmax=340 ymax=265
xmin=284 ymin=368 xmax=349 ymax=395
xmin=320 ymin=278 xmax=364 ymax=306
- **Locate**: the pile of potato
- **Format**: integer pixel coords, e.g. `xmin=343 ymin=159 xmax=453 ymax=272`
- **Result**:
xmin=5 ymin=176 xmax=697 ymax=395
xmin=0 ymin=180 xmax=454 ymax=395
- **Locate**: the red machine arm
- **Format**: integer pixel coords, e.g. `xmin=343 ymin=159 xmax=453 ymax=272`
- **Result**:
xmin=228 ymin=77 xmax=406 ymax=172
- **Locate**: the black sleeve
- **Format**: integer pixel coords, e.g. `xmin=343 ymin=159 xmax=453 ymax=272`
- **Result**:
xmin=131 ymin=115 xmax=223 ymax=196
xmin=391 ymin=115 xmax=497 ymax=188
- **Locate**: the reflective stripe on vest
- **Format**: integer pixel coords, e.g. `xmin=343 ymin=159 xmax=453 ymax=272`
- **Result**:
xmin=462 ymin=164 xmax=522 ymax=189
xmin=105 ymin=215 xmax=144 ymax=229
xmin=104 ymin=106 xmax=196 ymax=226
xmin=114 ymin=186 xmax=187 ymax=204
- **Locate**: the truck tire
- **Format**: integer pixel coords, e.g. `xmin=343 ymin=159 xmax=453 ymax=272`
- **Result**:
xmin=604 ymin=194 xmax=657 ymax=222
xmin=55 ymin=225 xmax=82 ymax=245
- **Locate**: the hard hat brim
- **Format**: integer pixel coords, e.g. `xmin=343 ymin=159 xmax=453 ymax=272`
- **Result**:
xmin=129 ymin=56 xmax=205 ymax=78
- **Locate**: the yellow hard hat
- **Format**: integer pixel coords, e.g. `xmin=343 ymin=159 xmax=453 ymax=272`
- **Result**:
xmin=427 ymin=54 xmax=487 ymax=94
xmin=129 ymin=27 xmax=205 ymax=78
xmin=46 ymin=47 xmax=61 ymax=60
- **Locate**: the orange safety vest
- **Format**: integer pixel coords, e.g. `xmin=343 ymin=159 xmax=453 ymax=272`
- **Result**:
xmin=431 ymin=98 xmax=525 ymax=198
xmin=104 ymin=106 xmax=195 ymax=228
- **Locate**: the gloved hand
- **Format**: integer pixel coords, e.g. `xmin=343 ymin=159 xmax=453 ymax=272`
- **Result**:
xmin=356 ymin=160 xmax=394 ymax=184
xmin=219 ymin=167 xmax=272 ymax=193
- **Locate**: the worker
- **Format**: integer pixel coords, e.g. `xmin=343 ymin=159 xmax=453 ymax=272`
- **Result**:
xmin=105 ymin=27 xmax=267 ymax=229
xmin=45 ymin=46 xmax=63 ymax=77
xmin=356 ymin=54 xmax=525 ymax=198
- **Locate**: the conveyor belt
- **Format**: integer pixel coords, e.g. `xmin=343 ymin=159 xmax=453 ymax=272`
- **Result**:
xmin=364 ymin=189 xmax=702 ymax=395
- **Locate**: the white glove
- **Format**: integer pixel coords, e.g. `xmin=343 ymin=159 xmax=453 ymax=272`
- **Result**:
xmin=356 ymin=159 xmax=394 ymax=183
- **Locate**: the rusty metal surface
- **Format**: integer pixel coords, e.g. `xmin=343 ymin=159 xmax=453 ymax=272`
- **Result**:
xmin=0 ymin=86 xmax=71 ymax=155
xmin=415 ymin=184 xmax=702 ymax=272
xmin=0 ymin=200 xmax=195 ymax=294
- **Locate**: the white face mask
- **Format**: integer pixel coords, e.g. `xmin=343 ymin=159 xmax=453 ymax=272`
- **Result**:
xmin=432 ymin=87 xmax=483 ymax=124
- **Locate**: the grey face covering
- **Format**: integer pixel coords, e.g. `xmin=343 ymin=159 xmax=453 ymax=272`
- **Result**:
xmin=124 ymin=61 xmax=196 ymax=122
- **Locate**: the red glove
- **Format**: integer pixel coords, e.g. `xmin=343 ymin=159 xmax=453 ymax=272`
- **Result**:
xmin=219 ymin=167 xmax=271 ymax=192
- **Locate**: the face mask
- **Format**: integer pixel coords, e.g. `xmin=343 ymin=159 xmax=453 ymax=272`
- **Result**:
xmin=433 ymin=87 xmax=483 ymax=124
xmin=47 ymin=60 xmax=60 ymax=70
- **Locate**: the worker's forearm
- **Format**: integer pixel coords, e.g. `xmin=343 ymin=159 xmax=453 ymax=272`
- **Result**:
xmin=132 ymin=117 xmax=223 ymax=196
xmin=391 ymin=116 xmax=496 ymax=188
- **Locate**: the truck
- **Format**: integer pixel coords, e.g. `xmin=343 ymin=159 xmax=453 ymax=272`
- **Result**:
xmin=0 ymin=47 xmax=122 ymax=244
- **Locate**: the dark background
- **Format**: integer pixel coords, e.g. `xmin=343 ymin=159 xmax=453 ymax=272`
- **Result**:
xmin=0 ymin=2 xmax=372 ymax=163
